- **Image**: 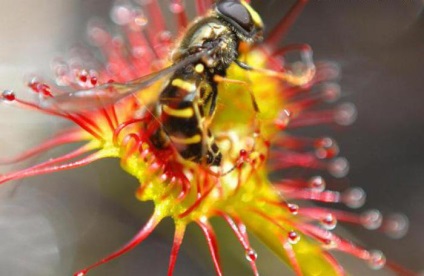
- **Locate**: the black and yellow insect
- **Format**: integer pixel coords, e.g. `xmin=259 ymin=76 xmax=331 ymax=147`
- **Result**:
xmin=151 ymin=0 xmax=264 ymax=165
xmin=46 ymin=0 xmax=264 ymax=166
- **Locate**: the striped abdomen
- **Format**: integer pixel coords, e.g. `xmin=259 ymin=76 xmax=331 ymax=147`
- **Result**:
xmin=155 ymin=72 xmax=222 ymax=166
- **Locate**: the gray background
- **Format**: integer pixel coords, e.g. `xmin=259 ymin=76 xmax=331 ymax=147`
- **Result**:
xmin=0 ymin=0 xmax=423 ymax=275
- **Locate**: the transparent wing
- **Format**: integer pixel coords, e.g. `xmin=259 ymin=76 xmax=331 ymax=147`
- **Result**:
xmin=41 ymin=78 xmax=165 ymax=112
xmin=41 ymin=50 xmax=211 ymax=112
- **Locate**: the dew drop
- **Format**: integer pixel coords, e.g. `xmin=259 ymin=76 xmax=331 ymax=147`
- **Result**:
xmin=315 ymin=137 xmax=339 ymax=159
xmin=367 ymin=250 xmax=386 ymax=270
xmin=1 ymin=90 xmax=15 ymax=101
xmin=322 ymin=83 xmax=341 ymax=102
xmin=134 ymin=13 xmax=148 ymax=26
xmin=87 ymin=23 xmax=109 ymax=46
xmin=111 ymin=5 xmax=133 ymax=25
xmin=288 ymin=230 xmax=300 ymax=244
xmin=315 ymin=136 xmax=333 ymax=148
xmin=28 ymin=79 xmax=41 ymax=93
xmin=90 ymin=76 xmax=98 ymax=86
xmin=89 ymin=70 xmax=99 ymax=86
xmin=308 ymin=176 xmax=326 ymax=192
xmin=74 ymin=270 xmax=87 ymax=276
xmin=321 ymin=213 xmax=337 ymax=230
xmin=77 ymin=69 xmax=88 ymax=85
xmin=334 ymin=103 xmax=357 ymax=126
xmin=132 ymin=46 xmax=147 ymax=58
xmin=156 ymin=31 xmax=171 ymax=45
xmin=314 ymin=148 xmax=326 ymax=159
xmin=342 ymin=187 xmax=366 ymax=209
xmin=169 ymin=0 xmax=185 ymax=14
xmin=328 ymin=157 xmax=349 ymax=178
xmin=287 ymin=203 xmax=299 ymax=215
xmin=52 ymin=59 xmax=70 ymax=85
xmin=43 ymin=86 xmax=52 ymax=97
xmin=275 ymin=109 xmax=292 ymax=129
xmin=322 ymin=237 xmax=337 ymax=249
xmin=360 ymin=209 xmax=383 ymax=230
xmin=383 ymin=213 xmax=409 ymax=239
xmin=245 ymin=248 xmax=258 ymax=262
xmin=321 ymin=62 xmax=341 ymax=80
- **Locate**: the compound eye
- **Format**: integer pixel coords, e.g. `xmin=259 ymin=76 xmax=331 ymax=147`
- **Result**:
xmin=216 ymin=1 xmax=254 ymax=34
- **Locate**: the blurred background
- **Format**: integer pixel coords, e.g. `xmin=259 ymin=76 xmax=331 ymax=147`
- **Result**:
xmin=0 ymin=0 xmax=423 ymax=275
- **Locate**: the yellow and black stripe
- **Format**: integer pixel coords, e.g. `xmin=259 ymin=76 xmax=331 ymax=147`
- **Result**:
xmin=153 ymin=68 xmax=222 ymax=165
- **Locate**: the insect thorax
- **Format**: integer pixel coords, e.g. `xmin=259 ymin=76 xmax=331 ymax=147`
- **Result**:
xmin=172 ymin=17 xmax=239 ymax=73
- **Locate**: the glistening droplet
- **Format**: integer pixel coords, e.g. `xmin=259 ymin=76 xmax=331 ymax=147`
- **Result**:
xmin=321 ymin=213 xmax=337 ymax=230
xmin=334 ymin=103 xmax=357 ymax=126
xmin=169 ymin=0 xmax=185 ymax=13
xmin=245 ymin=248 xmax=257 ymax=262
xmin=111 ymin=5 xmax=133 ymax=25
xmin=74 ymin=270 xmax=87 ymax=276
xmin=360 ymin=209 xmax=383 ymax=230
xmin=328 ymin=157 xmax=349 ymax=178
xmin=1 ymin=90 xmax=16 ymax=101
xmin=342 ymin=187 xmax=366 ymax=209
xmin=367 ymin=250 xmax=386 ymax=270
xmin=288 ymin=230 xmax=300 ymax=244
xmin=383 ymin=213 xmax=409 ymax=239
xmin=308 ymin=176 xmax=326 ymax=192
xmin=287 ymin=203 xmax=299 ymax=215
xmin=275 ymin=109 xmax=292 ymax=129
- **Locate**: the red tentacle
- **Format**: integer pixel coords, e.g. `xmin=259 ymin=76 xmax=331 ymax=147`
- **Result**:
xmin=0 ymin=145 xmax=104 ymax=185
xmin=220 ymin=213 xmax=259 ymax=276
xmin=167 ymin=223 xmax=186 ymax=276
xmin=265 ymin=0 xmax=309 ymax=50
xmin=282 ymin=241 xmax=303 ymax=276
xmin=196 ymin=220 xmax=223 ymax=276
xmin=0 ymin=130 xmax=84 ymax=165
xmin=74 ymin=213 xmax=162 ymax=276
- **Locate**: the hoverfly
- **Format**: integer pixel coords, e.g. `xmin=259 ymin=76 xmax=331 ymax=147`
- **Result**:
xmin=43 ymin=0 xmax=264 ymax=166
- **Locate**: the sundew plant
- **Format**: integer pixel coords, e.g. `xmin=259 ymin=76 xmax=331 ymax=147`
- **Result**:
xmin=0 ymin=1 xmax=417 ymax=275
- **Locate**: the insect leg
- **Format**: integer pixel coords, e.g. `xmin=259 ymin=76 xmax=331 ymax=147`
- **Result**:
xmin=208 ymin=84 xmax=218 ymax=117
xmin=235 ymin=59 xmax=316 ymax=87
xmin=192 ymin=87 xmax=221 ymax=166
xmin=191 ymin=94 xmax=209 ymax=165
xmin=213 ymin=75 xmax=262 ymax=154
xmin=213 ymin=75 xmax=260 ymax=114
